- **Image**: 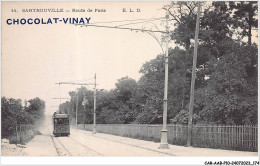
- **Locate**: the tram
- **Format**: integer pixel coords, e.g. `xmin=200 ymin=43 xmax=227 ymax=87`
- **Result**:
xmin=52 ymin=112 xmax=70 ymax=136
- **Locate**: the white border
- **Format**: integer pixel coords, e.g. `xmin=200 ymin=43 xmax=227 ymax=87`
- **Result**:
xmin=0 ymin=0 xmax=259 ymax=165
xmin=1 ymin=157 xmax=259 ymax=165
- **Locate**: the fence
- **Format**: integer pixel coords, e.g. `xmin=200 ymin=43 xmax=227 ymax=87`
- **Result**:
xmin=78 ymin=124 xmax=258 ymax=152
xmin=7 ymin=124 xmax=36 ymax=144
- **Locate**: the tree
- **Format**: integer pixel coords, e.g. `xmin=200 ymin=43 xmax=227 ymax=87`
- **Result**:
xmin=58 ymin=3 xmax=258 ymax=126
xmin=195 ymin=43 xmax=257 ymax=125
xmin=2 ymin=97 xmax=22 ymax=137
xmin=1 ymin=97 xmax=46 ymax=138
xmin=115 ymin=76 xmax=138 ymax=103
xmin=229 ymin=1 xmax=258 ymax=45
xmin=26 ymin=97 xmax=45 ymax=121
xmin=59 ymin=101 xmax=71 ymax=114
xmin=168 ymin=1 xmax=198 ymax=56
xmin=200 ymin=2 xmax=234 ymax=57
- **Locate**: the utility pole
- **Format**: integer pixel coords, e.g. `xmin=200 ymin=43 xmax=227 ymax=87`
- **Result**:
xmin=69 ymin=97 xmax=74 ymax=124
xmin=83 ymin=93 xmax=86 ymax=128
xmin=93 ymin=73 xmax=97 ymax=134
xmin=74 ymin=9 xmax=169 ymax=139
xmin=59 ymin=84 xmax=61 ymax=113
xmin=159 ymin=8 xmax=170 ymax=149
xmin=55 ymin=81 xmax=95 ymax=130
xmin=76 ymin=89 xmax=79 ymax=130
xmin=187 ymin=1 xmax=201 ymax=147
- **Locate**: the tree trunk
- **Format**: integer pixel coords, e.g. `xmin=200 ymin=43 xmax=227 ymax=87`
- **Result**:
xmin=247 ymin=2 xmax=255 ymax=46
xmin=185 ymin=38 xmax=191 ymax=56
xmin=248 ymin=12 xmax=252 ymax=45
xmin=181 ymin=89 xmax=185 ymax=109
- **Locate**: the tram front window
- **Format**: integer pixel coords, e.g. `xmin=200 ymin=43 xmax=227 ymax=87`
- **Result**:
xmin=63 ymin=119 xmax=69 ymax=125
xmin=55 ymin=118 xmax=69 ymax=125
xmin=58 ymin=118 xmax=63 ymax=124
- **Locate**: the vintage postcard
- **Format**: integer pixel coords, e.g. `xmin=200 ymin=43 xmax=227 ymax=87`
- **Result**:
xmin=1 ymin=1 xmax=259 ymax=165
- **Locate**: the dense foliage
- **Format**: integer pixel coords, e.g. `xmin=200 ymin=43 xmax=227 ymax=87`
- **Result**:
xmin=1 ymin=97 xmax=45 ymax=138
xmin=60 ymin=1 xmax=257 ymax=125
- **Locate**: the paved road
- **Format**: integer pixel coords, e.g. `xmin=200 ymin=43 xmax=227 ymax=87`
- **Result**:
xmin=22 ymin=114 xmax=169 ymax=156
xmin=22 ymin=113 xmax=258 ymax=156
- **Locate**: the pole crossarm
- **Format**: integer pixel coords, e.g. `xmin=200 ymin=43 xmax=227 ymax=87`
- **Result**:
xmin=73 ymin=23 xmax=167 ymax=34
xmin=55 ymin=76 xmax=97 ymax=130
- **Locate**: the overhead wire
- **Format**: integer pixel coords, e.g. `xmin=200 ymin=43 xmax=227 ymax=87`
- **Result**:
xmin=116 ymin=17 xmax=165 ymax=27
xmin=71 ymin=77 xmax=94 ymax=82
xmin=89 ymin=17 xmax=165 ymax=25
xmin=74 ymin=16 xmax=167 ymax=33
xmin=58 ymin=77 xmax=95 ymax=84
xmin=74 ymin=23 xmax=167 ymax=33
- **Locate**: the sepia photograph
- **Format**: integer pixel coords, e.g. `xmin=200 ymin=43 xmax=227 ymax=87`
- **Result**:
xmin=1 ymin=1 xmax=259 ymax=165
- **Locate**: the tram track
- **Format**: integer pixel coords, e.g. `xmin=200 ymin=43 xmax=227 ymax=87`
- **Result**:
xmin=50 ymin=135 xmax=71 ymax=156
xmin=67 ymin=137 xmax=104 ymax=156
xmin=51 ymin=134 xmax=103 ymax=156
xmin=76 ymin=130 xmax=174 ymax=156
xmin=50 ymin=127 xmax=172 ymax=156
xmin=55 ymin=137 xmax=72 ymax=156
xmin=50 ymin=135 xmax=60 ymax=155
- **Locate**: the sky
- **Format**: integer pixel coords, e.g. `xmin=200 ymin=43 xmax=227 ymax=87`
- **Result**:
xmin=2 ymin=1 xmax=171 ymax=114
xmin=2 ymin=1 xmax=258 ymax=114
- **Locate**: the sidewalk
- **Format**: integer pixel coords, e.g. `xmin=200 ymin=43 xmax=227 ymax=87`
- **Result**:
xmin=77 ymin=129 xmax=258 ymax=156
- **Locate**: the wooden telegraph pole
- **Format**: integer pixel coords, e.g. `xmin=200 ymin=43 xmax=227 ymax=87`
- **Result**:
xmin=76 ymin=89 xmax=79 ymax=129
xmin=187 ymin=1 xmax=201 ymax=147
xmin=83 ymin=93 xmax=86 ymax=128
xmin=93 ymin=74 xmax=97 ymax=134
